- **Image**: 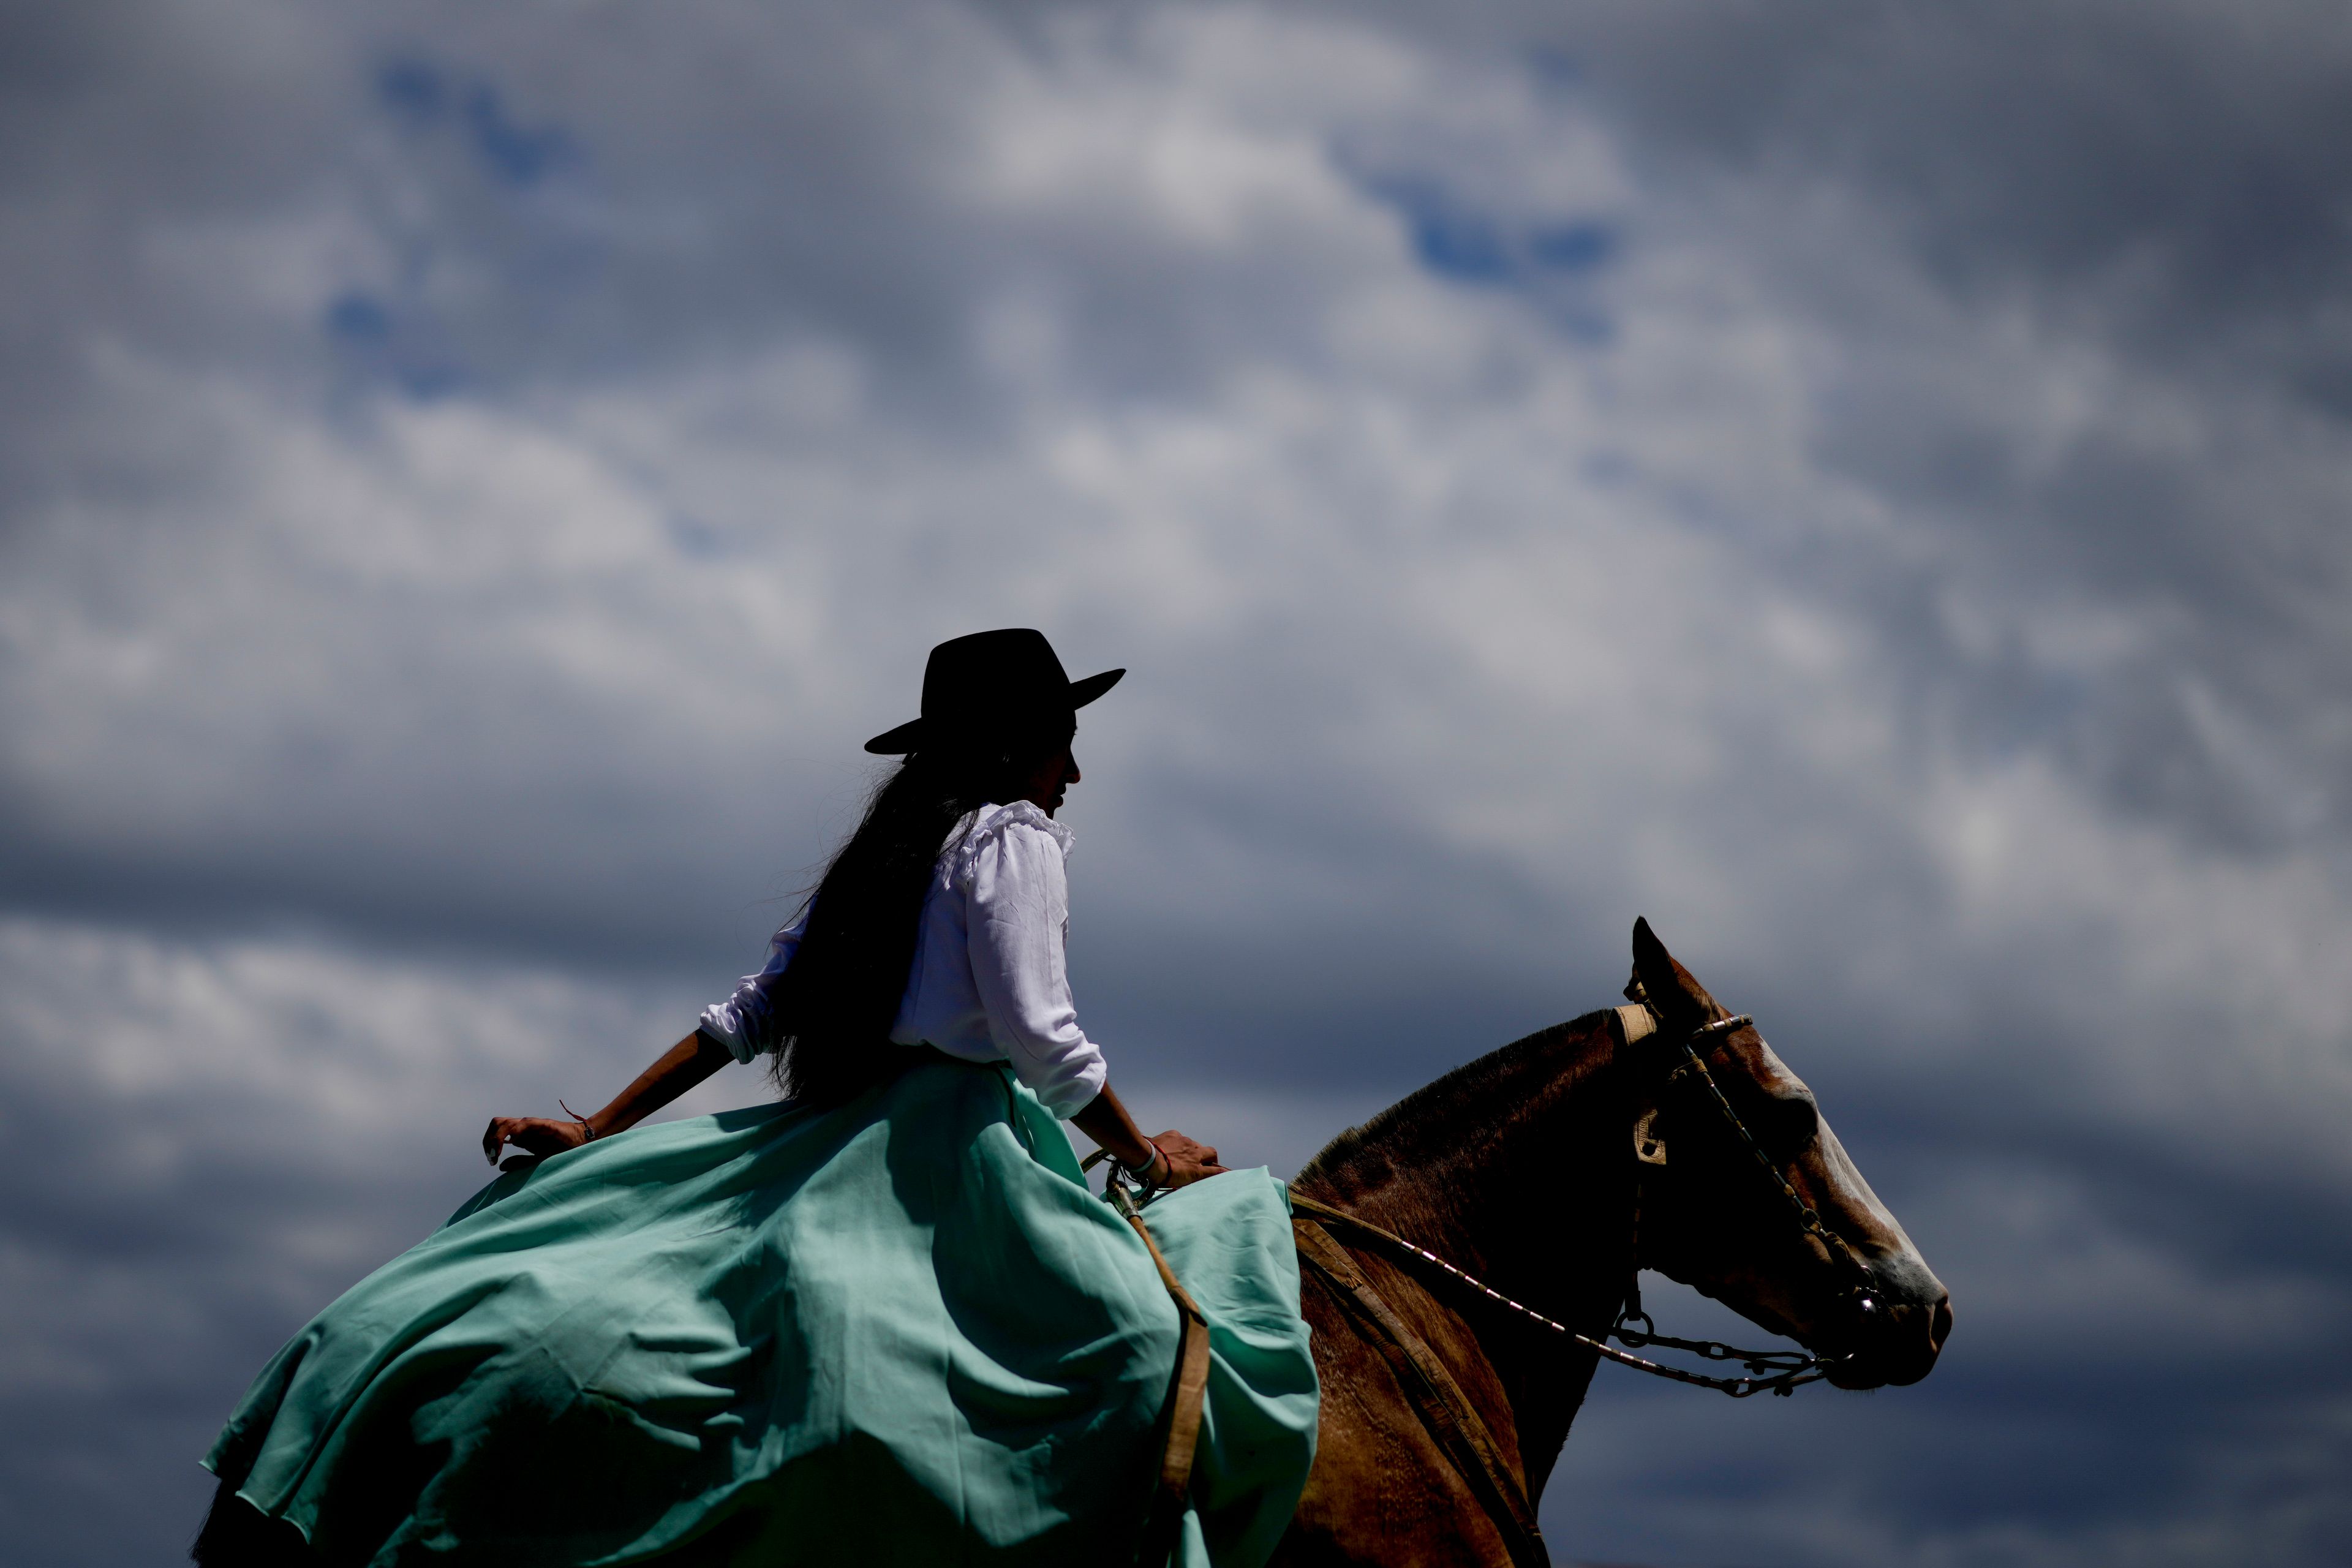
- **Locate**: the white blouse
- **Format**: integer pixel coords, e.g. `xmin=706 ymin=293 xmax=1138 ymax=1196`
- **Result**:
xmin=698 ymin=801 xmax=1110 ymax=1117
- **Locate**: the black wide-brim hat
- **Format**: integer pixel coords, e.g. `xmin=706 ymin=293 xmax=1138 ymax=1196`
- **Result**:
xmin=864 ymin=628 xmax=1124 ymax=755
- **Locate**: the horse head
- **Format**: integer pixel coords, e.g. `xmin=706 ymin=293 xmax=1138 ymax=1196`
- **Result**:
xmin=1625 ymin=917 xmax=1951 ymax=1389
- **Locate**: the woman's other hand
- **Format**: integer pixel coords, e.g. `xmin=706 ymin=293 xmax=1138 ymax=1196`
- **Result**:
xmin=481 ymin=1115 xmax=590 ymax=1167
xmin=1070 ymin=1087 xmax=1226 ymax=1189
xmin=1149 ymin=1129 xmax=1227 ymax=1189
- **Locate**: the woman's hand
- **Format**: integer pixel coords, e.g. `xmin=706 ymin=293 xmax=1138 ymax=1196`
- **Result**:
xmin=476 ymin=1033 xmax=733 ymax=1169
xmin=481 ymin=1115 xmax=590 ymax=1167
xmin=1148 ymin=1129 xmax=1227 ymax=1189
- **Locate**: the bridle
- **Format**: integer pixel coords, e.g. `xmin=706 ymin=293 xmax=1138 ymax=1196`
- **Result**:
xmin=1288 ymin=1002 xmax=1883 ymax=1400
xmin=1610 ymin=1003 xmax=1882 ymax=1395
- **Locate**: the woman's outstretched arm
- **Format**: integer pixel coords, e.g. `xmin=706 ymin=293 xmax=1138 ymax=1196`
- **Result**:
xmin=1071 ymin=1084 xmax=1226 ymax=1189
xmin=481 ymin=1030 xmax=736 ymax=1166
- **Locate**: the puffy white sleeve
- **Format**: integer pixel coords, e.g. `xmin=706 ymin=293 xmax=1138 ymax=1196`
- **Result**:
xmin=962 ymin=818 xmax=1109 ymax=1118
xmin=697 ymin=907 xmax=810 ymax=1064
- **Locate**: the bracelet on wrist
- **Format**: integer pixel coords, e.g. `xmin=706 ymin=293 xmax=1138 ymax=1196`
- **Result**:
xmin=559 ymin=1099 xmax=600 ymax=1142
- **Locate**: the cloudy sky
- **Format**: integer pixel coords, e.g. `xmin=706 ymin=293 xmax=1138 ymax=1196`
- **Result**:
xmin=5 ymin=2 xmax=2350 ymax=1563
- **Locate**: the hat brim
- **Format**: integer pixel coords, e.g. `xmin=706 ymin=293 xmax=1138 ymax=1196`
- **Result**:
xmin=1068 ymin=666 xmax=1125 ymax=709
xmin=862 ymin=667 xmax=1125 ymax=755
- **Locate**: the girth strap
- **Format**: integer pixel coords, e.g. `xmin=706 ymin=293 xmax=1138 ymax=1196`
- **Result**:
xmin=1291 ymin=1210 xmax=1551 ymax=1568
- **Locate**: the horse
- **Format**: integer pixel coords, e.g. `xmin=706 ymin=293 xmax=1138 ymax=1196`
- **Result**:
xmin=1268 ymin=917 xmax=1951 ymax=1566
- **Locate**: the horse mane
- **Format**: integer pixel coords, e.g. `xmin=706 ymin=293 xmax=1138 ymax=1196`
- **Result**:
xmin=1297 ymin=1009 xmax=1618 ymax=1187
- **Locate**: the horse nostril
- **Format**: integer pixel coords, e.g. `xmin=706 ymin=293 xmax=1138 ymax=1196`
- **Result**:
xmin=1929 ymin=1297 xmax=1953 ymax=1354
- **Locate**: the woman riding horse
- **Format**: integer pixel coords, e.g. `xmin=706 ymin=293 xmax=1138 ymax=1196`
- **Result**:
xmin=194 ymin=629 xmax=1320 ymax=1567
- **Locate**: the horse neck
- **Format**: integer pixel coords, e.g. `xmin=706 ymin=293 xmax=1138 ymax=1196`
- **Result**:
xmin=1295 ymin=1012 xmax=1635 ymax=1489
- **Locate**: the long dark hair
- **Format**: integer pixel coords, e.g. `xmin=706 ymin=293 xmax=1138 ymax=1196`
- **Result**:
xmin=768 ymin=725 xmax=1071 ymax=1105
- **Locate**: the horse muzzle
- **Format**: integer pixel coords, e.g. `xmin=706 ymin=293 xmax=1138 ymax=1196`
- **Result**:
xmin=1826 ymin=1261 xmax=1951 ymax=1389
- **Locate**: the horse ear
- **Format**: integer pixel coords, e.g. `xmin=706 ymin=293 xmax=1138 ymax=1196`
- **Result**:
xmin=1630 ymin=916 xmax=1724 ymax=1030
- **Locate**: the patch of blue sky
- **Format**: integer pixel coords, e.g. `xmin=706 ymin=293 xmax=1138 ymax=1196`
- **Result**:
xmin=1528 ymin=221 xmax=1615 ymax=273
xmin=321 ymin=291 xmax=468 ymax=402
xmin=325 ymin=293 xmax=392 ymax=344
xmin=373 ymin=55 xmax=579 ymax=187
xmin=464 ymin=85 xmax=577 ymax=187
xmin=1411 ymin=207 xmax=1513 ymax=284
xmin=1360 ymin=174 xmax=1620 ymax=298
xmin=376 ymin=57 xmax=445 ymax=122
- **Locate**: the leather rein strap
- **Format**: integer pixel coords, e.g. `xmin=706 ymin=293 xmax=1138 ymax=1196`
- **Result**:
xmin=1088 ymin=1155 xmax=1213 ymax=1568
xmin=1290 ymin=1202 xmax=1551 ymax=1568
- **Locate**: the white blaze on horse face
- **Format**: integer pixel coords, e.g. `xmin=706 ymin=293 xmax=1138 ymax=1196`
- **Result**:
xmin=1812 ymin=1115 xmax=1924 ymax=1272
xmin=1753 ymin=1039 xmax=1925 ymax=1268
xmin=1758 ymin=1041 xmax=1950 ymax=1380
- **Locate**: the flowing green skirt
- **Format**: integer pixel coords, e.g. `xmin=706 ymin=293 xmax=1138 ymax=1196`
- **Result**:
xmin=205 ymin=1057 xmax=1318 ymax=1566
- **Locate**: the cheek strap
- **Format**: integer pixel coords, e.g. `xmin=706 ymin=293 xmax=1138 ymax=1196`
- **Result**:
xmin=1619 ymin=1003 xmax=1667 ymax=1164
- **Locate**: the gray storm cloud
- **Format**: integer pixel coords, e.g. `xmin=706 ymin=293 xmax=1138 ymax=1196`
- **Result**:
xmin=2 ymin=2 xmax=2348 ymax=1565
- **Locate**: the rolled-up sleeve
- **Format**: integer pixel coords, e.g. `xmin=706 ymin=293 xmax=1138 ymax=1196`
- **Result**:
xmin=697 ymin=909 xmax=810 ymax=1064
xmin=963 ymin=821 xmax=1109 ymax=1117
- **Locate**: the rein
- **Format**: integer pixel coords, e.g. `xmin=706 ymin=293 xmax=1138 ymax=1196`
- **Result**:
xmin=1287 ymin=1189 xmax=1834 ymax=1400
